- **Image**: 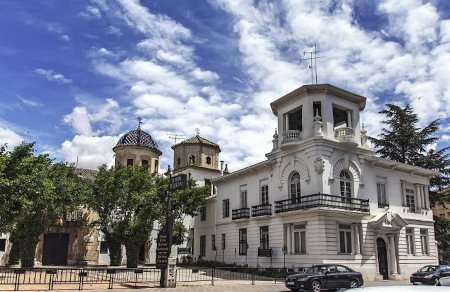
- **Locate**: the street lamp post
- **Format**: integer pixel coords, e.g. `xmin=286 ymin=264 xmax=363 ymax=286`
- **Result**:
xmin=282 ymin=244 xmax=287 ymax=269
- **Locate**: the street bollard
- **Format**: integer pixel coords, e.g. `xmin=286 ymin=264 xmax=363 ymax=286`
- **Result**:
xmin=211 ymin=267 xmax=215 ymax=286
xmin=251 ymin=269 xmax=255 ymax=285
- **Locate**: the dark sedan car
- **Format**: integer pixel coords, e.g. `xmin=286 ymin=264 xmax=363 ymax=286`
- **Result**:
xmin=410 ymin=265 xmax=450 ymax=285
xmin=285 ymin=264 xmax=364 ymax=292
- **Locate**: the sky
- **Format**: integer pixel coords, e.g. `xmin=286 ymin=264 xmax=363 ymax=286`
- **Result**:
xmin=1 ymin=0 xmax=450 ymax=172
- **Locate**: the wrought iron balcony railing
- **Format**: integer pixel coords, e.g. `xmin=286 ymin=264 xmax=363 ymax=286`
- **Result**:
xmin=275 ymin=193 xmax=369 ymax=214
xmin=251 ymin=204 xmax=272 ymax=217
xmin=232 ymin=207 xmax=250 ymax=220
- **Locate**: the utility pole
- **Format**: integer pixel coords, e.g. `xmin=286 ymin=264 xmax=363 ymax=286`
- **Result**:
xmin=301 ymin=44 xmax=325 ymax=84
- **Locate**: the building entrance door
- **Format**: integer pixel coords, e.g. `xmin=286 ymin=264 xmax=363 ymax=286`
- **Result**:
xmin=42 ymin=233 xmax=69 ymax=266
xmin=377 ymin=237 xmax=388 ymax=280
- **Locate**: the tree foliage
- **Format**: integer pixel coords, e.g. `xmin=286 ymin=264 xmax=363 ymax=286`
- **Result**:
xmin=90 ymin=165 xmax=160 ymax=267
xmin=370 ymin=104 xmax=450 ymax=260
xmin=0 ymin=142 xmax=89 ymax=267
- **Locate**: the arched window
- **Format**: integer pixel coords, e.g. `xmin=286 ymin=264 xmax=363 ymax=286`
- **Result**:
xmin=177 ymin=157 xmax=181 ymax=166
xmin=339 ymin=170 xmax=352 ymax=202
xmin=289 ymin=172 xmax=301 ymax=203
xmin=206 ymin=156 xmax=212 ymax=165
xmin=189 ymin=155 xmax=196 ymax=165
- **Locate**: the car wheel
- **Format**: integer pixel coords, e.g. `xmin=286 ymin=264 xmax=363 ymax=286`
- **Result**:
xmin=310 ymin=280 xmax=322 ymax=292
xmin=349 ymin=280 xmax=358 ymax=288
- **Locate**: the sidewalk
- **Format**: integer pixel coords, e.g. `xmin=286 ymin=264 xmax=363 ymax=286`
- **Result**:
xmin=0 ymin=279 xmax=412 ymax=292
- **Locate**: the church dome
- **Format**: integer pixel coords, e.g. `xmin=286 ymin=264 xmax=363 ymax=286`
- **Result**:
xmin=114 ymin=128 xmax=160 ymax=152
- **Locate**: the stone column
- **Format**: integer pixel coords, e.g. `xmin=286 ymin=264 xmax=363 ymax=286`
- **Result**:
xmin=287 ymin=224 xmax=292 ymax=254
xmin=388 ymin=235 xmax=398 ymax=275
xmin=415 ymin=185 xmax=422 ymax=210
xmin=285 ymin=114 xmax=289 ymax=131
xmin=346 ymin=110 xmax=352 ymax=127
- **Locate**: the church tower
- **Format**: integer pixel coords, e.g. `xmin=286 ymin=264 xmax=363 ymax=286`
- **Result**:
xmin=113 ymin=120 xmax=161 ymax=173
xmin=171 ymin=134 xmax=221 ymax=183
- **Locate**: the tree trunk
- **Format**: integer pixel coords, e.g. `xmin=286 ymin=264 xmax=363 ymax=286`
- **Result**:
xmin=20 ymin=235 xmax=39 ymax=267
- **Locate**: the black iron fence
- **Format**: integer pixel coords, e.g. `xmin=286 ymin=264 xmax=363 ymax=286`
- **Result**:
xmin=251 ymin=204 xmax=272 ymax=217
xmin=275 ymin=193 xmax=370 ymax=213
xmin=0 ymin=266 xmax=303 ymax=290
xmin=232 ymin=207 xmax=250 ymax=220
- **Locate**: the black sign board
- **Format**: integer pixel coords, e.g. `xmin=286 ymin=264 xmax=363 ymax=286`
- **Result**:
xmin=177 ymin=247 xmax=191 ymax=254
xmin=169 ymin=174 xmax=187 ymax=192
xmin=258 ymin=248 xmax=272 ymax=257
xmin=156 ymin=235 xmax=171 ymax=269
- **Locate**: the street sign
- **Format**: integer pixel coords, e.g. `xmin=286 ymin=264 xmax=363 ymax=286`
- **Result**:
xmin=156 ymin=235 xmax=171 ymax=269
xmin=258 ymin=248 xmax=272 ymax=257
xmin=169 ymin=174 xmax=187 ymax=192
xmin=177 ymin=247 xmax=191 ymax=254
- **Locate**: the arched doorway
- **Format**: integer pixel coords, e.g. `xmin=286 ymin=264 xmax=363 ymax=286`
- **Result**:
xmin=377 ymin=237 xmax=388 ymax=279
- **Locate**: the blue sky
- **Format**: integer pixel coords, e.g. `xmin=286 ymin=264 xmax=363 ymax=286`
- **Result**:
xmin=1 ymin=0 xmax=449 ymax=171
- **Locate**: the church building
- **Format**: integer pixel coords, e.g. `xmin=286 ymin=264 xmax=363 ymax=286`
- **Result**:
xmin=192 ymin=83 xmax=439 ymax=281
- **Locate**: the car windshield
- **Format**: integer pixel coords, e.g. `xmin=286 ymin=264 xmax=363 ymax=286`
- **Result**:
xmin=418 ymin=265 xmax=439 ymax=273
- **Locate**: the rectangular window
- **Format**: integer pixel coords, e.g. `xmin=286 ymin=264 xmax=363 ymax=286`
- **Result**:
xmin=405 ymin=188 xmax=416 ymax=212
xmin=211 ymin=235 xmax=216 ymax=251
xmin=222 ymin=199 xmax=230 ymax=218
xmin=406 ymin=228 xmax=415 ymax=255
xmin=127 ymin=159 xmax=133 ymax=166
xmin=420 ymin=229 xmax=429 ymax=255
xmin=293 ymin=224 xmax=306 ymax=254
xmin=221 ymin=234 xmax=226 ymax=250
xmin=142 ymin=159 xmax=148 ymax=166
xmin=99 ymin=241 xmax=108 ymax=254
xmin=339 ymin=225 xmax=352 ymax=254
xmin=260 ymin=226 xmax=269 ymax=249
xmin=0 ymin=239 xmax=6 ymax=252
xmin=239 ymin=228 xmax=247 ymax=255
xmin=377 ymin=179 xmax=387 ymax=207
xmin=200 ymin=235 xmax=206 ymax=257
xmin=200 ymin=206 xmax=206 ymax=221
xmin=240 ymin=189 xmax=248 ymax=208
xmin=261 ymin=184 xmax=269 ymax=205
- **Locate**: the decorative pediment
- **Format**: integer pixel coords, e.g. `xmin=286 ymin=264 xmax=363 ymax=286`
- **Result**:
xmin=279 ymin=157 xmax=310 ymax=190
xmin=368 ymin=211 xmax=407 ymax=232
xmin=329 ymin=155 xmax=364 ymax=187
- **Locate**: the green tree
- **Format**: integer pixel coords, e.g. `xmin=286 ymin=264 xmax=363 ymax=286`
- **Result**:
xmin=0 ymin=142 xmax=89 ymax=267
xmin=370 ymin=104 xmax=450 ymax=260
xmin=90 ymin=165 xmax=160 ymax=267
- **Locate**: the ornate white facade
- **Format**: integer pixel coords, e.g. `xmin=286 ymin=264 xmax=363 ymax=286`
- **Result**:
xmin=193 ymin=84 xmax=439 ymax=281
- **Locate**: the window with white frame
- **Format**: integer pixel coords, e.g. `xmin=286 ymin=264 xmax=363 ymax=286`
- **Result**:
xmin=222 ymin=199 xmax=230 ymax=218
xmin=289 ymin=172 xmax=301 ymax=202
xmin=239 ymin=228 xmax=248 ymax=255
xmin=339 ymin=224 xmax=352 ymax=254
xmin=406 ymin=228 xmax=415 ymax=255
xmin=405 ymin=188 xmax=416 ymax=212
xmin=293 ymin=224 xmax=306 ymax=254
xmin=200 ymin=235 xmax=206 ymax=257
xmin=240 ymin=186 xmax=247 ymax=208
xmin=339 ymin=170 xmax=352 ymax=202
xmin=221 ymin=234 xmax=226 ymax=250
xmin=260 ymin=181 xmax=269 ymax=205
xmin=212 ymin=234 xmax=216 ymax=251
xmin=260 ymin=226 xmax=269 ymax=249
xmin=420 ymin=229 xmax=429 ymax=255
xmin=377 ymin=178 xmax=387 ymax=208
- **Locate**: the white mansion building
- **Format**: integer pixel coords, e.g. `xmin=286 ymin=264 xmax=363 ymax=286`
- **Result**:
xmin=192 ymin=84 xmax=439 ymax=281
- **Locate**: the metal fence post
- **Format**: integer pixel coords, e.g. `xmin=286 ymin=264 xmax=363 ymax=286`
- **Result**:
xmin=251 ymin=268 xmax=255 ymax=285
xmin=211 ymin=267 xmax=215 ymax=286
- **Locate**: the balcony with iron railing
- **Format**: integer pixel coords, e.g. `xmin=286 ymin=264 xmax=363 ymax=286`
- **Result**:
xmin=251 ymin=204 xmax=272 ymax=217
xmin=281 ymin=130 xmax=302 ymax=148
xmin=232 ymin=207 xmax=250 ymax=220
xmin=275 ymin=193 xmax=369 ymax=214
xmin=334 ymin=127 xmax=357 ymax=146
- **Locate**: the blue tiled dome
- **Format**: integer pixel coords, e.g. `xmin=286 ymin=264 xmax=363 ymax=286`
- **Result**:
xmin=115 ymin=128 xmax=160 ymax=151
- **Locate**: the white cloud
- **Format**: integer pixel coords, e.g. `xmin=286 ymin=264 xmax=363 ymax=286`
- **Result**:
xmin=63 ymin=106 xmax=93 ymax=136
xmin=59 ymin=135 xmax=118 ymax=169
xmin=106 ymin=25 xmax=122 ymax=36
xmin=35 ymin=68 xmax=72 ymax=84
xmin=0 ymin=127 xmax=24 ymax=149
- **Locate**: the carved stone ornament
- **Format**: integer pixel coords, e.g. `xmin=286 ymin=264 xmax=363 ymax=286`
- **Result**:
xmin=314 ymin=157 xmax=325 ymax=174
